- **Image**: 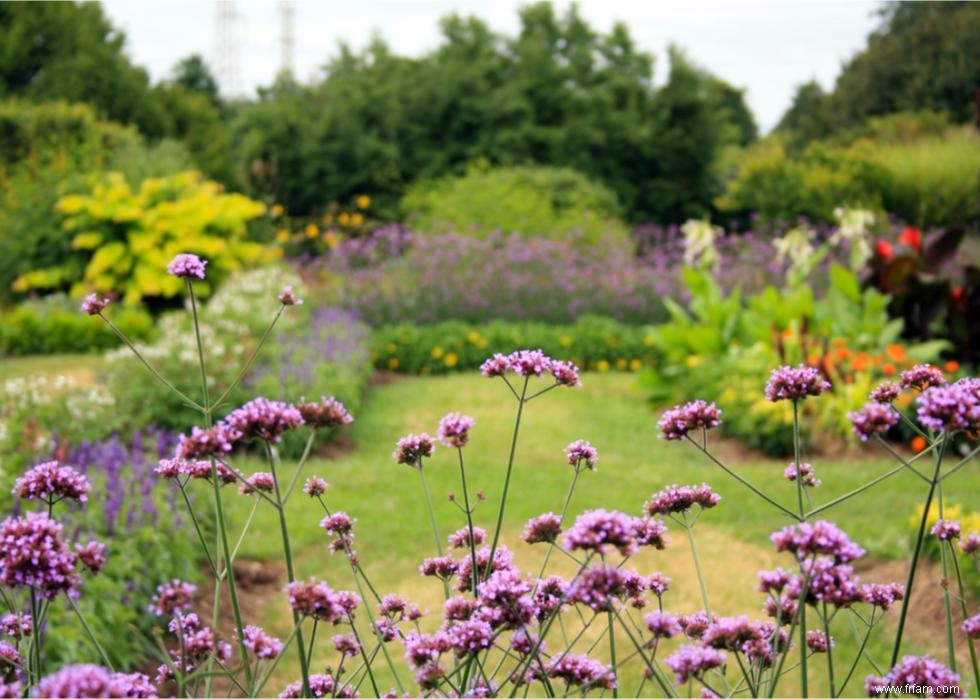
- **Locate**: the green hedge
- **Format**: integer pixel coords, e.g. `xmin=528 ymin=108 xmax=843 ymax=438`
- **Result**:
xmin=0 ymin=298 xmax=155 ymax=355
xmin=372 ymin=316 xmax=657 ymax=375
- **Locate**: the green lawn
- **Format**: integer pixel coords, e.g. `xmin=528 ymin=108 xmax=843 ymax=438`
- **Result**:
xmin=208 ymin=372 xmax=969 ymax=696
xmin=0 ymin=353 xmax=104 ymax=384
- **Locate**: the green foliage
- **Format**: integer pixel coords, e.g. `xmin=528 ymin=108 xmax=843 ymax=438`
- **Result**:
xmin=716 ymin=136 xmax=887 ymax=223
xmin=872 ymin=127 xmax=980 ymax=227
xmin=232 ymin=4 xmax=754 ymax=221
xmin=640 ymin=266 xmax=946 ymax=455
xmin=373 ymin=316 xmax=655 ymax=375
xmin=0 ymin=296 xmax=154 ymax=356
xmin=402 ymin=165 xmax=626 ymax=242
xmin=16 ymin=170 xmax=271 ymax=304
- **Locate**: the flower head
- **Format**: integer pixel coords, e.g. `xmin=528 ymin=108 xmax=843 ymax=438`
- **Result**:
xmin=564 ymin=509 xmax=637 ymax=557
xmin=806 ymin=630 xmax=833 ymax=653
xmin=916 ymin=381 xmax=980 ymax=433
xmin=278 ymin=286 xmax=303 ymax=306
xmin=870 ymin=382 xmax=901 ymax=404
xmin=900 ymin=364 xmax=946 ymax=391
xmin=522 ymin=513 xmax=562 ymax=545
xmin=771 ymin=520 xmax=865 ymax=563
xmin=664 ymin=645 xmax=726 ymax=684
xmin=550 ymin=360 xmax=581 ymax=387
xmin=239 ymin=625 xmax=282 ymax=660
xmin=765 ymin=365 xmax=831 ymax=402
xmin=784 ymin=462 xmax=820 ymax=487
xmin=849 ymin=402 xmax=900 ymax=442
xmin=963 ymin=615 xmax=980 ymax=639
xmin=240 ymin=472 xmax=275 ymax=495
xmin=75 ymin=541 xmax=107 ymax=575
xmin=437 ymin=413 xmax=475 ymax=448
xmin=13 ymin=461 xmax=91 ymax=504
xmin=547 ymin=653 xmax=616 ymax=690
xmin=1 ymin=614 xmax=31 ymax=639
xmin=861 ymin=582 xmax=904 ymax=611
xmin=80 ymin=293 xmax=110 ymax=316
xmin=393 ymin=433 xmax=435 ymax=466
xmin=961 ymin=533 xmax=980 ymax=556
xmin=658 ymin=401 xmax=722 ymax=440
xmin=36 ymin=664 xmax=156 ymax=698
xmin=176 ymin=425 xmax=238 ymax=460
xmin=645 ymin=484 xmax=720 ymax=516
xmin=865 ymin=655 xmax=960 ymax=696
xmin=166 ymin=253 xmax=207 ymax=279
xmin=564 ymin=440 xmax=598 ymax=469
xmin=0 ymin=512 xmax=79 ymax=599
xmin=148 ymin=580 xmax=197 ymax=617
xmin=930 ymin=519 xmax=960 ymax=541
xmin=296 ymin=397 xmax=353 ymax=429
xmin=480 ymin=354 xmax=510 ymax=377
xmin=448 ymin=526 xmax=486 ymax=549
xmin=303 ymin=477 xmax=329 ymax=497
xmin=286 ymin=579 xmax=358 ymax=623
xmin=645 ymin=611 xmax=682 ymax=638
xmin=223 ymin=398 xmax=304 ymax=444
xmin=507 ymin=349 xmax=552 ymax=377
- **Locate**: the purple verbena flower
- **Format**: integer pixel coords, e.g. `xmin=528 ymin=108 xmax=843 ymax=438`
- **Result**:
xmin=916 ymin=382 xmax=980 ymax=433
xmin=765 ymin=365 xmax=831 ymax=402
xmin=962 ymin=615 xmax=980 ymax=639
xmin=437 ymin=412 xmax=475 ymax=448
xmin=784 ymin=462 xmax=820 ymax=487
xmin=664 ymin=645 xmax=726 ymax=684
xmin=564 ymin=509 xmax=637 ymax=557
xmin=480 ymin=353 xmax=510 ymax=377
xmin=296 ymin=396 xmax=353 ymax=429
xmin=75 ymin=541 xmax=107 ymax=575
xmin=848 ymin=402 xmax=899 ymax=441
xmin=80 ymin=293 xmax=110 ymax=316
xmin=645 ymin=484 xmax=720 ymax=515
xmin=176 ymin=425 xmax=237 ymax=460
xmin=930 ymin=519 xmax=960 ymax=541
xmin=321 ymin=512 xmax=355 ymax=536
xmin=900 ymin=364 xmax=946 ymax=391
xmin=646 ymin=611 xmax=682 ymax=638
xmin=633 ymin=517 xmax=669 ymax=549
xmin=448 ymin=526 xmax=485 ymax=549
xmin=870 ymin=382 xmax=901 ymax=404
xmin=419 ymin=556 xmax=458 ymax=580
xmin=393 ymin=433 xmax=435 ymax=466
xmin=13 ymin=461 xmax=91 ymax=504
xmin=36 ymin=664 xmax=156 ymax=698
xmin=332 ymin=632 xmax=361 ymax=657
xmin=961 ymin=532 xmax=980 ymax=555
xmin=771 ymin=520 xmax=865 ymax=563
xmin=240 ymin=472 xmax=275 ymax=495
xmin=286 ymin=579 xmax=358 ymax=623
xmin=658 ymin=401 xmax=722 ymax=440
xmin=278 ymin=286 xmax=303 ymax=306
xmin=564 ymin=440 xmax=598 ymax=469
xmin=148 ymin=579 xmax=196 ymax=616
xmin=303 ymin=477 xmax=329 ymax=497
xmin=806 ymin=629 xmax=833 ymax=653
xmin=0 ymin=512 xmax=79 ymax=599
xmin=166 ymin=253 xmax=207 ymax=279
xmin=0 ymin=614 xmax=31 ymax=639
xmin=865 ymin=655 xmax=960 ymax=696
xmin=507 ymin=349 xmax=552 ymax=377
xmin=223 ymin=398 xmax=304 ymax=444
xmin=861 ymin=583 xmax=905 ymax=611
xmin=550 ymin=360 xmax=581 ymax=387
xmin=447 ymin=618 xmax=493 ymax=656
xmin=547 ymin=653 xmax=616 ymax=690
xmin=239 ymin=625 xmax=282 ymax=659
xmin=522 ymin=513 xmax=562 ymax=544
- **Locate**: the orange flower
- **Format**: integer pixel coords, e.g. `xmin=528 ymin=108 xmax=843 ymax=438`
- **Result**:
xmin=850 ymin=353 xmax=870 ymax=372
xmin=836 ymin=347 xmax=851 ymax=360
xmin=945 ymin=360 xmax=960 ymax=373
xmin=910 ymin=436 xmax=927 ymax=454
xmin=885 ymin=344 xmax=907 ymax=362
xmin=882 ymin=363 xmax=897 ymax=376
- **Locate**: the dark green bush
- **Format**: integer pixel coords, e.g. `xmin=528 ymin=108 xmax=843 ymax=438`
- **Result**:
xmin=372 ymin=316 xmax=656 ymax=375
xmin=0 ymin=297 xmax=154 ymax=355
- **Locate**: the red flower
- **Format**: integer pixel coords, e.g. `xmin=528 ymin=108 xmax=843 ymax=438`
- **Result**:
xmin=875 ymin=240 xmax=893 ymax=259
xmin=898 ymin=227 xmax=922 ymax=252
xmin=951 ymin=287 xmax=964 ymax=301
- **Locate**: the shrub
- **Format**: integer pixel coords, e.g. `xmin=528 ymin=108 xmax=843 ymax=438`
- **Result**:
xmin=873 ymin=128 xmax=980 ymax=228
xmin=0 ymin=296 xmax=154 ymax=355
xmin=13 ymin=171 xmax=273 ymax=305
xmin=401 ymin=165 xmax=627 ymax=244
xmin=715 ymin=136 xmax=887 ymax=223
xmin=372 ymin=317 xmax=656 ymax=375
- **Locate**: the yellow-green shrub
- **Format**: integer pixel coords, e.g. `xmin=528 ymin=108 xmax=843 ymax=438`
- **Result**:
xmin=14 ymin=171 xmax=274 ymax=303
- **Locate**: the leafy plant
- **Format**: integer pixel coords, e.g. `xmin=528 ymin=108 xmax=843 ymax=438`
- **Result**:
xmin=14 ymin=171 xmax=272 ymax=304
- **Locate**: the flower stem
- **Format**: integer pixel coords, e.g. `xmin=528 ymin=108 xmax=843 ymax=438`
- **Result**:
xmin=607 ymin=609 xmax=618 ymax=698
xmin=266 ymin=442 xmax=310 ymax=697
xmin=486 ymin=375 xmax=530 ymax=580
xmin=891 ymin=434 xmax=946 ymax=666
xmin=792 ymin=400 xmax=804 ymax=520
xmin=948 ymin=541 xmax=980 ymax=689
xmin=211 ymin=305 xmax=285 ymax=411
xmin=66 ymin=594 xmax=113 ymax=670
xmin=822 ymin=603 xmax=835 ymax=697
xmin=457 ymin=448 xmax=480 ymax=596
xmin=534 ymin=467 xmax=581 ymax=586
xmin=418 ymin=465 xmax=450 ymax=599
xmin=683 ymin=518 xmax=711 ymax=617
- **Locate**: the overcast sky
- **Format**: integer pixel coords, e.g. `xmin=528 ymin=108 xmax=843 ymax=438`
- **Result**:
xmin=101 ymin=0 xmax=883 ymax=132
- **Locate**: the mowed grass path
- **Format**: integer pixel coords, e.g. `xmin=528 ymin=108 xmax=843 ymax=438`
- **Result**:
xmin=218 ymin=372 xmax=972 ymax=695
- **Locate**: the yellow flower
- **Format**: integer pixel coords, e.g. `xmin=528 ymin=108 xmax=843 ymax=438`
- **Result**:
xmin=615 ymin=358 xmax=627 ymax=370
xmin=356 ymin=195 xmax=371 ymax=209
xmin=685 ymin=355 xmax=703 ymax=368
xmin=597 ymin=359 xmax=610 ymax=372
xmin=444 ymin=352 xmax=458 ymax=367
xmin=559 ymin=335 xmax=572 ymax=347
xmin=305 ymin=223 xmax=318 ymax=238
xmin=323 ymin=231 xmax=340 ymax=248
xmin=275 ymin=229 xmax=290 ymax=243
xmin=338 ymin=212 xmax=350 ymax=226
xmin=350 ymin=212 xmax=364 ymax=226
xmin=629 ymin=358 xmax=643 ymax=372
xmin=467 ymin=331 xmax=482 ymax=344
xmin=431 ymin=346 xmax=444 ymax=359
xmin=271 ymin=203 xmax=285 ymax=217
xmin=387 ymin=357 xmax=400 ymax=370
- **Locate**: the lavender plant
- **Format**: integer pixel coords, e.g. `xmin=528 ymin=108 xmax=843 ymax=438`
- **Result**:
xmin=4 ymin=253 xmax=977 ymax=698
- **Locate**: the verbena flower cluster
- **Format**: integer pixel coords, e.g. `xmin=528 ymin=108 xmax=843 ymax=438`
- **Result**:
xmin=480 ymin=349 xmax=581 ymax=387
xmin=764 ymin=364 xmax=831 ymax=402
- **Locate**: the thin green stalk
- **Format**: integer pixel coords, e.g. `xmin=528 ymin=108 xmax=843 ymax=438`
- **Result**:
xmin=891 ymin=435 xmax=946 ymax=666
xmin=66 ymin=594 xmax=113 ymax=670
xmin=939 ymin=444 xmax=980 ymax=482
xmin=457 ymin=448 xmax=480 ymax=596
xmin=612 ymin=608 xmax=675 ymax=698
xmin=822 ymin=603 xmax=835 ymax=697
xmin=176 ymin=482 xmax=217 ymax=574
xmin=836 ymin=609 xmax=876 ymax=697
xmin=534 ymin=466 xmax=581 ymax=585
xmin=689 ymin=436 xmax=800 ymax=521
xmin=874 ymin=437 xmax=931 ymax=483
xmin=683 ymin=519 xmax=711 ymax=617
xmin=608 ymin=609 xmax=618 ymax=699
xmin=212 ymin=305 xmax=285 ymax=410
xmin=231 ymin=498 xmax=261 ymax=562
xmin=793 ymin=400 xmax=804 ymax=520
xmin=282 ymin=431 xmax=318 ymax=503
xmin=267 ymin=444 xmax=310 ymax=697
xmin=29 ymin=588 xmax=42 ymax=683
xmin=806 ymin=462 xmax=907 ymax=518
xmin=349 ymin=564 xmax=406 ymax=694
xmin=767 ymin=558 xmax=815 ymax=698
xmin=937 ymin=485 xmax=957 ymax=672
xmin=418 ymin=465 xmax=450 ymax=599
xmin=348 ymin=620 xmax=380 ymax=698
xmin=486 ymin=375 xmax=530 ymax=580
xmin=97 ymin=312 xmax=203 ymax=411
xmin=188 ymin=280 xmax=252 ymax=693
xmin=948 ymin=542 xmax=980 ymax=689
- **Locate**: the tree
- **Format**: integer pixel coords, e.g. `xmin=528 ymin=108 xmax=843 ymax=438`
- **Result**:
xmin=776 ymin=80 xmax=837 ymax=148
xmin=170 ymin=54 xmax=221 ymax=107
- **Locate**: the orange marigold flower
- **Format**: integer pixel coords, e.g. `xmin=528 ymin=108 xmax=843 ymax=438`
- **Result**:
xmin=851 ymin=353 xmax=870 ymax=372
xmin=882 ymin=363 xmax=897 ymax=376
xmin=910 ymin=436 xmax=927 ymax=454
xmin=944 ymin=360 xmax=960 ymax=373
xmin=885 ymin=344 xmax=906 ymax=362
